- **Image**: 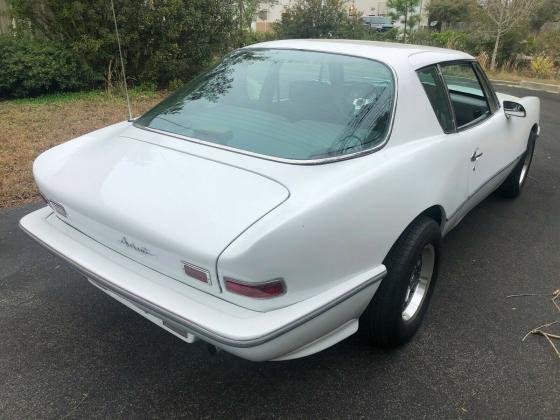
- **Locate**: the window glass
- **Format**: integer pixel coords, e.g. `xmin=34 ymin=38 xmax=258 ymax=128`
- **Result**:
xmin=417 ymin=66 xmax=455 ymax=132
xmin=440 ymin=63 xmax=490 ymax=128
xmin=245 ymin=59 xmax=269 ymax=101
xmin=136 ymin=49 xmax=395 ymax=161
xmin=473 ymin=62 xmax=499 ymax=113
xmin=277 ymin=61 xmax=329 ymax=101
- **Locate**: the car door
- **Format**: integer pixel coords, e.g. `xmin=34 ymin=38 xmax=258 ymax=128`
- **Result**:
xmin=439 ymin=61 xmax=516 ymax=206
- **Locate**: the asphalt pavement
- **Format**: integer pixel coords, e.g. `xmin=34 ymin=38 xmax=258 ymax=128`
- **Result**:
xmin=1 ymin=86 xmax=559 ymax=419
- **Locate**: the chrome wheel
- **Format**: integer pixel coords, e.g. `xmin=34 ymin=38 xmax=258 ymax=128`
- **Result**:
xmin=402 ymin=244 xmax=435 ymax=322
xmin=519 ymin=142 xmax=534 ymax=186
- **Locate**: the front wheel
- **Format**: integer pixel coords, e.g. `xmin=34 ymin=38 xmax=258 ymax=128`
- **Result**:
xmin=499 ymin=132 xmax=536 ymax=198
xmin=360 ymin=216 xmax=441 ymax=348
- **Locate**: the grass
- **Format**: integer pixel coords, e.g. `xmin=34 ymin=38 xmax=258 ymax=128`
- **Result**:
xmin=0 ymin=89 xmax=167 ymax=208
xmin=486 ymin=70 xmax=560 ymax=86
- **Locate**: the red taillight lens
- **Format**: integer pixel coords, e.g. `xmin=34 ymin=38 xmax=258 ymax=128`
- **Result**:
xmin=183 ymin=262 xmax=210 ymax=284
xmin=224 ymin=277 xmax=286 ymax=299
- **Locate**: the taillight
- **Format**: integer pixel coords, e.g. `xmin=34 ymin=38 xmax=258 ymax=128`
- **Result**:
xmin=224 ymin=277 xmax=286 ymax=299
xmin=182 ymin=262 xmax=210 ymax=284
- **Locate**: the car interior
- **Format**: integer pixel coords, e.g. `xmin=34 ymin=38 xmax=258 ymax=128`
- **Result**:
xmin=448 ymin=90 xmax=490 ymax=127
xmin=418 ymin=62 xmax=492 ymax=131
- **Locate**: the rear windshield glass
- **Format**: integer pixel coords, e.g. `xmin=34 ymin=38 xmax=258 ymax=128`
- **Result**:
xmin=136 ymin=49 xmax=395 ymax=161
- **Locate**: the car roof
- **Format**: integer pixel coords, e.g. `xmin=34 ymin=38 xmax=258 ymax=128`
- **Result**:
xmin=245 ymin=39 xmax=474 ymax=70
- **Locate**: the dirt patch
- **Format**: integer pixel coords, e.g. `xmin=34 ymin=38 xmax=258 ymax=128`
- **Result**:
xmin=0 ymin=91 xmax=166 ymax=208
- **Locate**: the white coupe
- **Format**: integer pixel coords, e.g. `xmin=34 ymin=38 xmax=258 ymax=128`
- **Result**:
xmin=21 ymin=40 xmax=540 ymax=361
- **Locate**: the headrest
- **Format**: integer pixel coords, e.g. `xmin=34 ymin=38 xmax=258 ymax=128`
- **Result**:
xmin=289 ymin=80 xmax=332 ymax=104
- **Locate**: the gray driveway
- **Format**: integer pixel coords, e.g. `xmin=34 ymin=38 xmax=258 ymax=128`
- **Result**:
xmin=1 ymin=86 xmax=559 ymax=418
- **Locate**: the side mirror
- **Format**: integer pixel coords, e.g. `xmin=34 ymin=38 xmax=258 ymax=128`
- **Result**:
xmin=504 ymin=100 xmax=526 ymax=118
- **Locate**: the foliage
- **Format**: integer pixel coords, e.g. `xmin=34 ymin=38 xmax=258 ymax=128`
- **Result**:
xmin=274 ymin=0 xmax=365 ymax=39
xmin=528 ymin=0 xmax=560 ymax=31
xmin=531 ymin=54 xmax=556 ymax=78
xmin=534 ymin=28 xmax=560 ymax=62
xmin=2 ymin=0 xmax=559 ymax=100
xmin=8 ymin=0 xmax=239 ymax=90
xmin=362 ymin=28 xmax=399 ymax=42
xmin=238 ymin=0 xmax=278 ymax=36
xmin=387 ymin=0 xmax=420 ymax=42
xmin=427 ymin=0 xmax=477 ymax=30
xmin=478 ymin=0 xmax=540 ymax=70
xmin=0 ymin=35 xmax=90 ymax=98
xmin=413 ymin=27 xmax=535 ymax=69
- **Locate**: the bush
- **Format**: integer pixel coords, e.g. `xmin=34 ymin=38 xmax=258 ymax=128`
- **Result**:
xmin=534 ymin=28 xmax=560 ymax=62
xmin=531 ymin=54 xmax=555 ymax=78
xmin=0 ymin=36 xmax=91 ymax=98
xmin=9 ymin=0 xmax=238 ymax=90
xmin=274 ymin=0 xmax=365 ymax=39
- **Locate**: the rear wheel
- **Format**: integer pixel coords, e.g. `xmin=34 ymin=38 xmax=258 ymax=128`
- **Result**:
xmin=499 ymin=132 xmax=536 ymax=198
xmin=360 ymin=216 xmax=441 ymax=348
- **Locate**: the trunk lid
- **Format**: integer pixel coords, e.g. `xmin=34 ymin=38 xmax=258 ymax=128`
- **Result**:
xmin=34 ymin=130 xmax=289 ymax=295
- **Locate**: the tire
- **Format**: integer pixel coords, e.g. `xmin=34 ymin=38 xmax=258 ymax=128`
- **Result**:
xmin=499 ymin=132 xmax=536 ymax=198
xmin=360 ymin=216 xmax=441 ymax=348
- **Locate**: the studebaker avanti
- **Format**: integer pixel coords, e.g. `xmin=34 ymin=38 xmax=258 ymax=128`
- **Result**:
xmin=21 ymin=40 xmax=540 ymax=361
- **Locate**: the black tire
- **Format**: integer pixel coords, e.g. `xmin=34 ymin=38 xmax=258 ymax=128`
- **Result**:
xmin=360 ymin=216 xmax=441 ymax=348
xmin=499 ymin=132 xmax=536 ymax=198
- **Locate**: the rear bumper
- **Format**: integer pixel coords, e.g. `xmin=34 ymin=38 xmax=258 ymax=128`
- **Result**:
xmin=20 ymin=207 xmax=385 ymax=361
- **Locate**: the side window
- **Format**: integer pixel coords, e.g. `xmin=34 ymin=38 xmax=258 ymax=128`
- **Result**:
xmin=440 ymin=63 xmax=491 ymax=128
xmin=473 ymin=62 xmax=499 ymax=113
xmin=417 ymin=66 xmax=455 ymax=133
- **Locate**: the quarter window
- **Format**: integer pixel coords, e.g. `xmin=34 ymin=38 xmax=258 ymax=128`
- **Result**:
xmin=417 ymin=66 xmax=455 ymax=133
xmin=440 ymin=63 xmax=491 ymax=128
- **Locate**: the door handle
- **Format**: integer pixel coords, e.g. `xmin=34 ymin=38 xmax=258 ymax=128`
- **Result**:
xmin=470 ymin=150 xmax=483 ymax=162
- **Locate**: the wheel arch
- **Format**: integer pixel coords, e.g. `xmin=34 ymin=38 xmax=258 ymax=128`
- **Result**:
xmin=418 ymin=205 xmax=447 ymax=232
xmin=382 ymin=204 xmax=446 ymax=263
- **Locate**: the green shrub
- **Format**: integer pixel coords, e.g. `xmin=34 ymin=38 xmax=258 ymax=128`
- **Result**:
xmin=274 ymin=0 xmax=365 ymax=39
xmin=9 ymin=0 xmax=238 ymax=91
xmin=0 ymin=35 xmax=91 ymax=98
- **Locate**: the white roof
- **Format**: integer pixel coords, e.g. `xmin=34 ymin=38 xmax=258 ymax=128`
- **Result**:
xmin=246 ymin=39 xmax=474 ymax=70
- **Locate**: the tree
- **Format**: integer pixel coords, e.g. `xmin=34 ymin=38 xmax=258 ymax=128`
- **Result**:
xmin=236 ymin=1 xmax=277 ymax=45
xmin=528 ymin=0 xmax=560 ymax=31
xmin=388 ymin=0 xmax=420 ymax=42
xmin=427 ymin=0 xmax=477 ymax=30
xmin=275 ymin=0 xmax=363 ymax=39
xmin=480 ymin=0 xmax=540 ymax=70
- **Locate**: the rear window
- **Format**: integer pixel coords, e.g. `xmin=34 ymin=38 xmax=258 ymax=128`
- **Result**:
xmin=136 ymin=49 xmax=395 ymax=161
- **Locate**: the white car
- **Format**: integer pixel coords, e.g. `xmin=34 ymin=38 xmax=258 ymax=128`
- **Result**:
xmin=20 ymin=40 xmax=540 ymax=361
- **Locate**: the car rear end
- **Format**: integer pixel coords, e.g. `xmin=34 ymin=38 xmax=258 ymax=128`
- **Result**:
xmin=20 ymin=43 xmax=398 ymax=360
xmin=21 ymin=121 xmax=385 ymax=360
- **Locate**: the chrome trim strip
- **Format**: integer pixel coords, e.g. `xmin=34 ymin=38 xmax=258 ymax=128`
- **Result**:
xmin=19 ymin=217 xmax=385 ymax=348
xmin=133 ymin=47 xmax=399 ymax=166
